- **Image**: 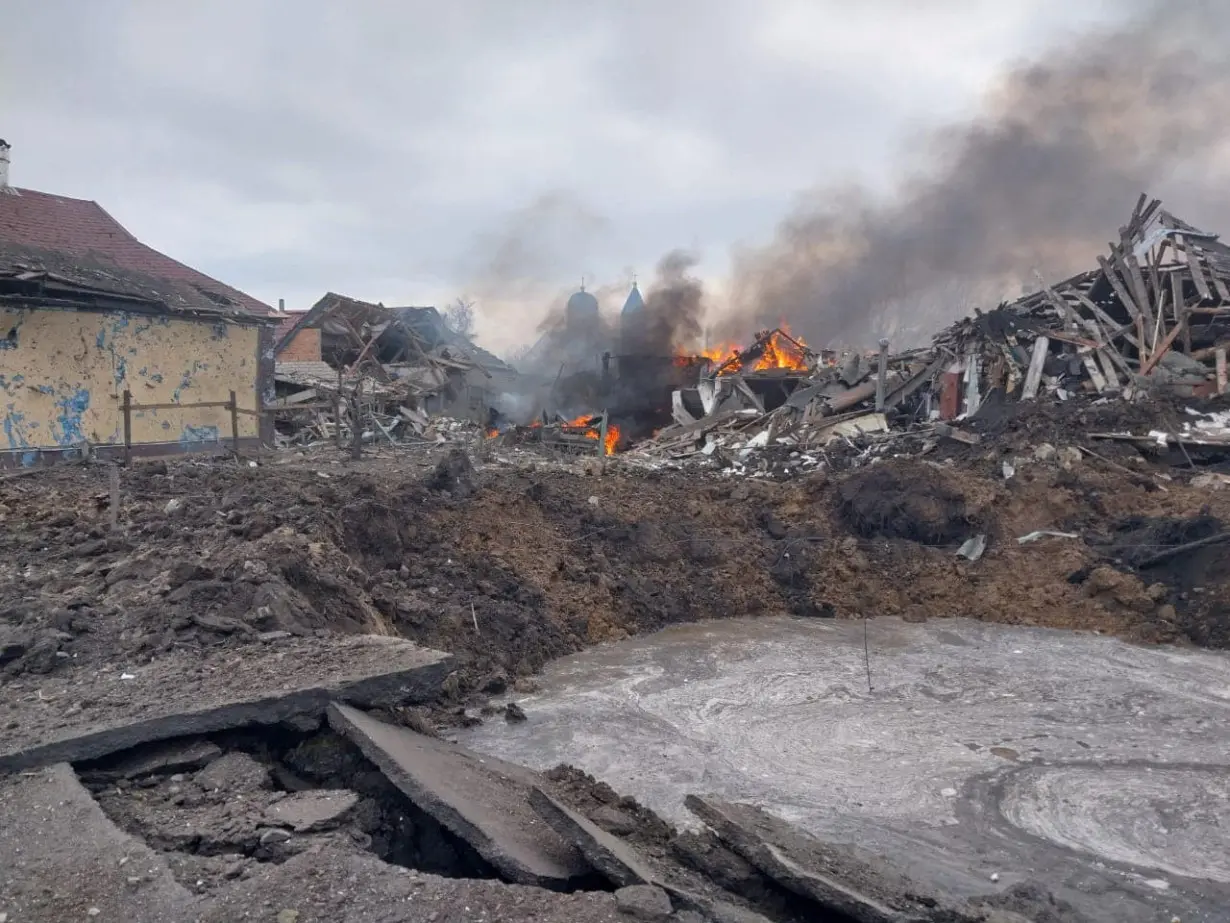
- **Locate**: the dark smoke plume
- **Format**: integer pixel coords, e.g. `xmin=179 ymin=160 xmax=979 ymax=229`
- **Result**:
xmin=464 ymin=191 xmax=610 ymax=303
xmin=728 ymin=1 xmax=1230 ymax=349
xmin=632 ymin=249 xmax=705 ymax=354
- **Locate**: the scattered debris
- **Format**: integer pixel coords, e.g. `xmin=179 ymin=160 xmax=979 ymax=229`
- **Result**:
xmin=3 ymin=194 xmax=1230 ymax=922
xmin=272 ymin=293 xmax=504 ymax=449
xmin=1018 ymin=530 xmax=1080 ymax=545
xmin=628 ymin=197 xmax=1230 ymax=477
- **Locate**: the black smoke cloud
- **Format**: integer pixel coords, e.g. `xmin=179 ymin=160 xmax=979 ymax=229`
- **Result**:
xmin=727 ymin=1 xmax=1230 ymax=348
xmin=626 ymin=249 xmax=706 ymax=355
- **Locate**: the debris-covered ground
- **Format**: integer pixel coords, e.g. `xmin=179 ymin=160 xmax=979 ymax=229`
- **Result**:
xmin=3 ymin=396 xmax=1228 ymax=692
xmin=1 ymin=393 xmax=1228 ymax=921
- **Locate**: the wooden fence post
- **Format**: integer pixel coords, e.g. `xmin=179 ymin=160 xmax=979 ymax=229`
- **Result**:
xmin=875 ymin=338 xmax=890 ymax=411
xmin=229 ymin=390 xmax=240 ymax=458
xmin=350 ymin=379 xmax=363 ymax=460
xmin=109 ymin=464 xmax=120 ymax=531
xmin=121 ymin=389 xmax=133 ymax=464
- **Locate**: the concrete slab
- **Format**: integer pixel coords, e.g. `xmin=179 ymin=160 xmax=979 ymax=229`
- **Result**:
xmin=327 ymin=703 xmax=590 ymax=889
xmin=529 ymin=787 xmax=772 ymax=923
xmin=685 ymin=796 xmax=935 ymax=923
xmin=529 ymin=787 xmax=655 ymax=888
xmin=0 ymin=763 xmax=195 ymax=923
xmin=264 ymin=790 xmax=360 ymax=833
xmin=85 ymin=737 xmax=224 ymax=781
xmin=0 ymin=635 xmax=452 ymax=773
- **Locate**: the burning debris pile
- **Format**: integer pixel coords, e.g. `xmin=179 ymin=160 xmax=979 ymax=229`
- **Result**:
xmin=633 ymin=196 xmax=1230 ymax=476
xmin=487 ymin=412 xmax=620 ymax=457
xmin=272 ymin=293 xmax=495 ymax=448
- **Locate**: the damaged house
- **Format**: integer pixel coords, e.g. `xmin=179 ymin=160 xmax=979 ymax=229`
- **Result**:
xmin=0 ymin=141 xmax=279 ymax=468
xmin=270 ymin=293 xmax=520 ymax=446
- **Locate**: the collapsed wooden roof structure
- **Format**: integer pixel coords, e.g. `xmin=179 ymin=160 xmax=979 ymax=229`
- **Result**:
xmin=271 ymin=293 xmax=483 ymax=447
xmin=943 ymin=194 xmax=1230 ymax=400
xmin=633 ymin=195 xmax=1230 ymax=465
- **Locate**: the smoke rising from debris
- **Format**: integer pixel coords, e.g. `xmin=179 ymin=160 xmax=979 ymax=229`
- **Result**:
xmin=728 ymin=1 xmax=1230 ymax=349
xmin=459 ymin=191 xmax=612 ymax=355
xmin=465 ymin=191 xmax=610 ymax=299
xmin=633 ymin=249 xmax=706 ymax=355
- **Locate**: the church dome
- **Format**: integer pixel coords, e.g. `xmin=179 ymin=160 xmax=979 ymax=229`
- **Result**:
xmin=566 ymin=288 xmax=600 ymax=318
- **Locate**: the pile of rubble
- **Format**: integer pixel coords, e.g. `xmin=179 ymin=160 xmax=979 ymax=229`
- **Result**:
xmin=271 ymin=293 xmax=501 ymax=449
xmin=632 ymin=196 xmax=1230 ymax=476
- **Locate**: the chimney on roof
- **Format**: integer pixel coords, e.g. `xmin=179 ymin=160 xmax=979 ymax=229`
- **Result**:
xmin=0 ymin=140 xmax=10 ymax=191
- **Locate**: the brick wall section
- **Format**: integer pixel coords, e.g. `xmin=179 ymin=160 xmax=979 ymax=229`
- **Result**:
xmin=278 ymin=327 xmax=322 ymax=362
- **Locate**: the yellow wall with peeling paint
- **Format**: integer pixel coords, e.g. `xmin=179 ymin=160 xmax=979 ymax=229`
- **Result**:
xmin=0 ymin=306 xmax=261 ymax=457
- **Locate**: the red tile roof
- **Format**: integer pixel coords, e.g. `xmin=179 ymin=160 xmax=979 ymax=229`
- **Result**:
xmin=276 ymin=311 xmax=309 ymax=338
xmin=0 ymin=187 xmax=273 ymax=315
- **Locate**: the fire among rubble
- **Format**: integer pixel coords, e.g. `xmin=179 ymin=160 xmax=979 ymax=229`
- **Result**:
xmin=680 ymin=327 xmax=811 ymax=375
xmin=488 ymin=414 xmax=620 ymax=455
xmin=562 ymin=414 xmax=620 ymax=455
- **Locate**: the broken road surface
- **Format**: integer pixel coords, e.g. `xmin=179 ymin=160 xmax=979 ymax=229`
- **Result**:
xmin=0 ymin=635 xmax=452 ymax=772
xmin=327 ymin=703 xmax=591 ymax=889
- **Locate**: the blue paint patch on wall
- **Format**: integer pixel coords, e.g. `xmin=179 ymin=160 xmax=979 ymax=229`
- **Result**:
xmin=211 ymin=322 xmax=229 ymax=340
xmin=180 ymin=425 xmax=219 ymax=448
xmin=149 ymin=372 xmax=164 ymax=384
xmin=52 ymin=388 xmax=90 ymax=446
xmin=3 ymin=407 xmax=30 ymax=449
xmin=114 ymin=358 xmax=127 ymax=386
xmin=20 ymin=450 xmax=38 ymax=467
xmin=96 ymin=329 xmax=106 ymax=349
xmin=35 ymin=384 xmax=53 ymax=394
xmin=172 ymin=372 xmax=193 ymax=402
xmin=0 ymin=374 xmax=26 ymax=393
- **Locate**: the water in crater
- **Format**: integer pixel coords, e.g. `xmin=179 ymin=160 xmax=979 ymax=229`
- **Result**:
xmin=455 ymin=616 xmax=1230 ymax=921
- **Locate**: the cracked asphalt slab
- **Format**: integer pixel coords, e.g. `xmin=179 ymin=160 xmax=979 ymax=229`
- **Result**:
xmin=456 ymin=615 xmax=1230 ymax=923
xmin=0 ymin=764 xmax=626 ymax=923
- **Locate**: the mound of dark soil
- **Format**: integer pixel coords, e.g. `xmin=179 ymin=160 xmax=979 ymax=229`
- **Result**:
xmin=427 ymin=449 xmax=478 ymax=499
xmin=1104 ymin=513 xmax=1230 ymax=647
xmin=835 ymin=462 xmax=988 ymax=546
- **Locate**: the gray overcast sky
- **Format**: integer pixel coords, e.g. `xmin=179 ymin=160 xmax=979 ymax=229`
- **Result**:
xmin=2 ymin=0 xmax=1127 ymax=353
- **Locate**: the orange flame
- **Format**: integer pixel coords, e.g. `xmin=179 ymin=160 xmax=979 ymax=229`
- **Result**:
xmin=561 ymin=413 xmax=619 ymax=455
xmin=485 ymin=428 xmax=499 ymax=438
xmin=674 ymin=326 xmax=808 ymax=375
xmin=753 ymin=328 xmax=808 ymax=372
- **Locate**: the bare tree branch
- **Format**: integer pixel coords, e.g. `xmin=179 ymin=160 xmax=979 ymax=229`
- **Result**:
xmin=442 ymin=297 xmax=477 ymax=340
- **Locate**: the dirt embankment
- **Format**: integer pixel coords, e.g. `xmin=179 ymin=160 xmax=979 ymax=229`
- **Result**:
xmin=2 ymin=412 xmax=1229 ymax=712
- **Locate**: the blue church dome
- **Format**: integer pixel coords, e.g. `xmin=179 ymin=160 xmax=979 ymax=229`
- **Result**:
xmin=566 ymin=288 xmax=600 ymax=318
